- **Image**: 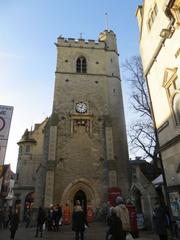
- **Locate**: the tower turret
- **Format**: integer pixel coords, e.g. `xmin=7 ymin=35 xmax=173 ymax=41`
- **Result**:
xmin=99 ymin=29 xmax=118 ymax=52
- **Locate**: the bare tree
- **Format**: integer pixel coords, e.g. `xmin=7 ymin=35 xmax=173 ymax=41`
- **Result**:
xmin=123 ymin=56 xmax=159 ymax=164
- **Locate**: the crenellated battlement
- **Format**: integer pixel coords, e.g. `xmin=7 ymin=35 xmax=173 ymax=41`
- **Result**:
xmin=56 ymin=30 xmax=117 ymax=51
xmin=56 ymin=36 xmax=105 ymax=49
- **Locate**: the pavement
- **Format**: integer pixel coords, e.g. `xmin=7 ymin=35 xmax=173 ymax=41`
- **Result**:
xmin=0 ymin=222 xmax=159 ymax=240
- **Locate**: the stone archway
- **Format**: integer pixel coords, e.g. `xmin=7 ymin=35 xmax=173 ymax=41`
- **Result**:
xmin=61 ymin=178 xmax=100 ymax=211
xmin=130 ymin=183 xmax=157 ymax=230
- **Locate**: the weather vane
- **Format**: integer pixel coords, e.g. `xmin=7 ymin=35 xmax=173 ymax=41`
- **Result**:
xmin=105 ymin=13 xmax=109 ymax=31
xmin=80 ymin=32 xmax=83 ymax=39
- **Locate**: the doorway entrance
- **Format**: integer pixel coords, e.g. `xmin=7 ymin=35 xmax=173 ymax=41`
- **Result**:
xmin=24 ymin=192 xmax=34 ymax=221
xmin=73 ymin=190 xmax=87 ymax=215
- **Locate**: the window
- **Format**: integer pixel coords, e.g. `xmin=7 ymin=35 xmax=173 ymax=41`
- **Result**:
xmin=131 ymin=167 xmax=137 ymax=180
xmin=175 ymin=78 xmax=180 ymax=89
xmin=168 ymin=84 xmax=175 ymax=96
xmin=25 ymin=145 xmax=30 ymax=153
xmin=171 ymin=4 xmax=180 ymax=26
xmin=173 ymin=93 xmax=180 ymax=124
xmin=19 ymin=146 xmax=23 ymax=154
xmin=154 ymin=3 xmax=158 ymax=15
xmin=169 ymin=190 xmax=180 ymax=218
xmin=76 ymin=57 xmax=87 ymax=73
xmin=163 ymin=67 xmax=180 ymax=125
xmin=147 ymin=3 xmax=158 ymax=30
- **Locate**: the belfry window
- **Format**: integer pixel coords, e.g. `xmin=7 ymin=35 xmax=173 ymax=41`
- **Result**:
xmin=76 ymin=57 xmax=87 ymax=73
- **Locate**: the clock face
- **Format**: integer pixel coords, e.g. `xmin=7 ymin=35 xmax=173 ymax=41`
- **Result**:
xmin=0 ymin=117 xmax=5 ymax=131
xmin=75 ymin=102 xmax=87 ymax=113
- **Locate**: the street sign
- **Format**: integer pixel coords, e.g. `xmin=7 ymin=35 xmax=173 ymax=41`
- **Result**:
xmin=0 ymin=105 xmax=13 ymax=165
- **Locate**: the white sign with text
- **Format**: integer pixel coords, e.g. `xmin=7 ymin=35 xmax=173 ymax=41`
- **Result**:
xmin=0 ymin=105 xmax=13 ymax=164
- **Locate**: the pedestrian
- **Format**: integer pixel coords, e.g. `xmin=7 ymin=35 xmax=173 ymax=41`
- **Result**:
xmin=8 ymin=206 xmax=13 ymax=225
xmin=57 ymin=204 xmax=63 ymax=229
xmin=3 ymin=207 xmax=9 ymax=229
xmin=53 ymin=204 xmax=62 ymax=231
xmin=153 ymin=201 xmax=170 ymax=240
xmin=0 ymin=208 xmax=3 ymax=229
xmin=58 ymin=204 xmax=63 ymax=227
xmin=106 ymin=206 xmax=113 ymax=240
xmin=114 ymin=196 xmax=130 ymax=240
xmin=106 ymin=207 xmax=123 ymax=240
xmin=72 ymin=200 xmax=88 ymax=240
xmin=9 ymin=208 xmax=19 ymax=240
xmin=35 ymin=206 xmax=46 ymax=238
xmin=25 ymin=207 xmax=31 ymax=228
xmin=47 ymin=204 xmax=54 ymax=231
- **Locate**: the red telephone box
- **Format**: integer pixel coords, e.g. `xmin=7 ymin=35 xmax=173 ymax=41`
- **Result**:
xmin=87 ymin=206 xmax=94 ymax=223
xmin=108 ymin=187 xmax=121 ymax=206
xmin=63 ymin=204 xmax=71 ymax=224
xmin=126 ymin=204 xmax=139 ymax=238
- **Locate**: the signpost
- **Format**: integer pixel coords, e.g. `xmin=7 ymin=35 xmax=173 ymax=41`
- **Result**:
xmin=0 ymin=105 xmax=13 ymax=165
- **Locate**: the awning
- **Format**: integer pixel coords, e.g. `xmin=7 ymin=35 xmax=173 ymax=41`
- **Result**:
xmin=152 ymin=174 xmax=163 ymax=186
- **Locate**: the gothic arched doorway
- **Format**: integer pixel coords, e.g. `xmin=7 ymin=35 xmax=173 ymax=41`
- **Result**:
xmin=61 ymin=178 xmax=101 ymax=212
xmin=73 ymin=190 xmax=87 ymax=214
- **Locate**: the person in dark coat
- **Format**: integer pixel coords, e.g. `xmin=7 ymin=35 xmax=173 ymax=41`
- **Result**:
xmin=9 ymin=208 xmax=19 ymax=240
xmin=35 ymin=206 xmax=46 ymax=238
xmin=3 ymin=207 xmax=9 ymax=229
xmin=47 ymin=204 xmax=54 ymax=231
xmin=53 ymin=204 xmax=62 ymax=231
xmin=106 ymin=207 xmax=124 ymax=240
xmin=25 ymin=208 xmax=31 ymax=228
xmin=72 ymin=200 xmax=88 ymax=240
xmin=153 ymin=202 xmax=170 ymax=240
xmin=0 ymin=208 xmax=3 ymax=229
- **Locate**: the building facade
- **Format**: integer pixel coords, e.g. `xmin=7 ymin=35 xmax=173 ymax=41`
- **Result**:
xmin=129 ymin=159 xmax=160 ymax=230
xmin=0 ymin=164 xmax=15 ymax=208
xmin=14 ymin=119 xmax=48 ymax=220
xmin=14 ymin=30 xmax=129 ymax=220
xmin=136 ymin=0 xmax=180 ymax=222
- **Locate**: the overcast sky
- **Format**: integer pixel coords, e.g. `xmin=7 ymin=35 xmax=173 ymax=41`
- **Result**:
xmin=0 ymin=0 xmax=142 ymax=172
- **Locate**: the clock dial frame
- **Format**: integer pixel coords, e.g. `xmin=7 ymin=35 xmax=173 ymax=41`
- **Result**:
xmin=75 ymin=102 xmax=87 ymax=113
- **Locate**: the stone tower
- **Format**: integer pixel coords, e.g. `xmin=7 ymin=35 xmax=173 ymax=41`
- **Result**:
xmin=44 ymin=30 xmax=129 ymax=211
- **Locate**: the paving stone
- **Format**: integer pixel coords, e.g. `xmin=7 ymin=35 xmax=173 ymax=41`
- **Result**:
xmin=0 ymin=222 xmax=158 ymax=240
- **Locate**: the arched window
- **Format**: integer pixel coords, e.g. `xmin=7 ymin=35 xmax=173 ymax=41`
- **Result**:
xmin=173 ymin=93 xmax=180 ymax=125
xmin=147 ymin=3 xmax=158 ymax=30
xmin=163 ymin=67 xmax=180 ymax=126
xmin=76 ymin=57 xmax=87 ymax=73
